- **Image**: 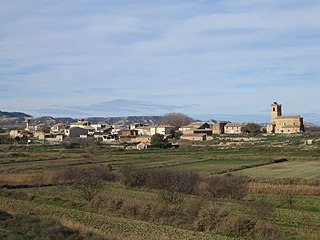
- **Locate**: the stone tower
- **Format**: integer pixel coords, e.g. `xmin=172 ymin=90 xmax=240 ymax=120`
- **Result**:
xmin=271 ymin=102 xmax=282 ymax=121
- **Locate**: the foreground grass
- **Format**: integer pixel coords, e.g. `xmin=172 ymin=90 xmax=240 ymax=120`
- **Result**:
xmin=0 ymin=196 xmax=232 ymax=240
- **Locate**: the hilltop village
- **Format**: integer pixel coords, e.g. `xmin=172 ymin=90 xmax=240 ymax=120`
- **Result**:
xmin=8 ymin=102 xmax=305 ymax=148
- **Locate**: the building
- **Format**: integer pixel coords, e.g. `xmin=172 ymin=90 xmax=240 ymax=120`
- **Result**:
xmin=120 ymin=129 xmax=139 ymax=136
xmin=51 ymin=123 xmax=69 ymax=133
xmin=267 ymin=102 xmax=304 ymax=134
xmin=64 ymin=127 xmax=93 ymax=137
xmin=70 ymin=119 xmax=91 ymax=128
xmin=224 ymin=123 xmax=248 ymax=134
xmin=212 ymin=122 xmax=228 ymax=134
xmin=148 ymin=125 xmax=176 ymax=136
xmin=179 ymin=122 xmax=210 ymax=135
xmin=180 ymin=134 xmax=207 ymax=141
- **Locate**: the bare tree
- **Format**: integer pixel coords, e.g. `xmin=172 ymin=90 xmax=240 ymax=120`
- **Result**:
xmin=161 ymin=112 xmax=192 ymax=128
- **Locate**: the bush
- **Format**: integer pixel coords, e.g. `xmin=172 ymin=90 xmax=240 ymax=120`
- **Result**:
xmin=53 ymin=166 xmax=115 ymax=202
xmin=150 ymin=133 xmax=170 ymax=148
xmin=149 ymin=168 xmax=200 ymax=194
xmin=0 ymin=211 xmax=103 ymax=240
xmin=120 ymin=165 xmax=149 ymax=188
xmin=218 ymin=214 xmax=256 ymax=237
xmin=160 ymin=190 xmax=184 ymax=205
xmin=208 ymin=174 xmax=250 ymax=200
xmin=193 ymin=204 xmax=230 ymax=232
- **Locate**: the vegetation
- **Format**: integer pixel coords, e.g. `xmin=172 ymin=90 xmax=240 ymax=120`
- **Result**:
xmin=161 ymin=112 xmax=192 ymax=128
xmin=241 ymin=123 xmax=262 ymax=135
xmin=0 ymin=134 xmax=320 ymax=239
xmin=150 ymin=133 xmax=170 ymax=148
xmin=0 ymin=209 xmax=103 ymax=240
xmin=54 ymin=167 xmax=117 ymax=202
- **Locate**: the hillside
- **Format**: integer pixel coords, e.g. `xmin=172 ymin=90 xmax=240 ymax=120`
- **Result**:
xmin=0 ymin=110 xmax=162 ymax=126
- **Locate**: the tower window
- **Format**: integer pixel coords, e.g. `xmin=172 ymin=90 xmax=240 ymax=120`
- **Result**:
xmin=273 ymin=107 xmax=275 ymax=111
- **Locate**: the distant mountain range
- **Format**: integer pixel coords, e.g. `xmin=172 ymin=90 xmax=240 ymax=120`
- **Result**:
xmin=0 ymin=110 xmax=318 ymax=128
xmin=0 ymin=111 xmax=163 ymax=126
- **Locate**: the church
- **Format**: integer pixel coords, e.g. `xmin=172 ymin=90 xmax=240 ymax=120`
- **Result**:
xmin=266 ymin=102 xmax=304 ymax=134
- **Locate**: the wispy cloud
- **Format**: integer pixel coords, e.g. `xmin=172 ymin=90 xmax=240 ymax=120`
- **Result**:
xmin=28 ymin=99 xmax=192 ymax=117
xmin=1 ymin=0 xmax=320 ymax=118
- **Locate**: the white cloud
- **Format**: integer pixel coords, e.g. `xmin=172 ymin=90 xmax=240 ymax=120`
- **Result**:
xmin=0 ymin=0 xmax=319 ymax=118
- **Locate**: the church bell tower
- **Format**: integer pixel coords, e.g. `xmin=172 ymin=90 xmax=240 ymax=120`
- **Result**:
xmin=271 ymin=102 xmax=282 ymax=121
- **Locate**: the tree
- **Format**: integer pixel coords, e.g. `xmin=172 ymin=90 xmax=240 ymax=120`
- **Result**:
xmin=241 ymin=123 xmax=261 ymax=135
xmin=161 ymin=112 xmax=192 ymax=128
xmin=170 ymin=130 xmax=183 ymax=139
xmin=54 ymin=167 xmax=115 ymax=202
xmin=40 ymin=125 xmax=51 ymax=133
xmin=150 ymin=133 xmax=170 ymax=148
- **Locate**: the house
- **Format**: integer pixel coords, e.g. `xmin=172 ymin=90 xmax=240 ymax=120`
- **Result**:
xmin=135 ymin=125 xmax=175 ymax=136
xmin=9 ymin=130 xmax=26 ymax=139
xmin=129 ymin=123 xmax=148 ymax=130
xmin=91 ymin=124 xmax=109 ymax=132
xmin=179 ymin=122 xmax=210 ymax=135
xmin=224 ymin=123 xmax=248 ymax=134
xmin=136 ymin=126 xmax=152 ymax=136
xmin=120 ymin=129 xmax=139 ymax=136
xmin=212 ymin=122 xmax=228 ymax=134
xmin=180 ymin=134 xmax=207 ymax=141
xmin=136 ymin=143 xmax=159 ymax=150
xmin=266 ymin=102 xmax=304 ymax=134
xmin=194 ymin=129 xmax=213 ymax=136
xmin=70 ymin=119 xmax=91 ymax=128
xmin=150 ymin=125 xmax=176 ymax=136
xmin=64 ymin=127 xmax=93 ymax=137
xmin=134 ymin=135 xmax=151 ymax=144
xmin=94 ymin=132 xmax=118 ymax=142
xmin=111 ymin=125 xmax=124 ymax=135
xmin=51 ymin=123 xmax=69 ymax=133
xmin=34 ymin=132 xmax=64 ymax=142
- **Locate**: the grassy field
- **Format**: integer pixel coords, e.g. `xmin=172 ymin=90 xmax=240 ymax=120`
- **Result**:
xmin=0 ymin=134 xmax=320 ymax=239
xmin=236 ymin=160 xmax=320 ymax=178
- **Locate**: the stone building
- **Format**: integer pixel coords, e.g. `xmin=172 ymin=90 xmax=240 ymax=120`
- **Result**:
xmin=224 ymin=123 xmax=248 ymax=134
xmin=266 ymin=102 xmax=304 ymax=134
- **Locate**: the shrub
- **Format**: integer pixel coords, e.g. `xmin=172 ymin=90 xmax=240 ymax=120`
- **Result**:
xmin=150 ymin=133 xmax=170 ymax=148
xmin=53 ymin=166 xmax=115 ymax=202
xmin=120 ymin=165 xmax=149 ymax=188
xmin=218 ymin=214 xmax=256 ymax=237
xmin=208 ymin=174 xmax=250 ymax=200
xmin=160 ymin=190 xmax=184 ymax=205
xmin=193 ymin=203 xmax=230 ymax=232
xmin=0 ymin=211 xmax=103 ymax=240
xmin=149 ymin=168 xmax=200 ymax=194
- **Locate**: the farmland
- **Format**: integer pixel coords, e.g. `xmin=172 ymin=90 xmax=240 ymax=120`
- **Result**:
xmin=0 ymin=134 xmax=320 ymax=239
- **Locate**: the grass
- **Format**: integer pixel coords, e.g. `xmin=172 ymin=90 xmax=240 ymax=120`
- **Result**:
xmin=1 ymin=136 xmax=320 ymax=239
xmin=0 ymin=196 xmax=231 ymax=240
xmin=236 ymin=161 xmax=320 ymax=179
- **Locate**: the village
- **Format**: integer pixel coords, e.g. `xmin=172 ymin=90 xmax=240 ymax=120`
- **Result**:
xmin=8 ymin=102 xmax=305 ymax=149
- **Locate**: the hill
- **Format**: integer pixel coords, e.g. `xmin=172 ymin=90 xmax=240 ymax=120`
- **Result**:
xmin=0 ymin=110 xmax=162 ymax=126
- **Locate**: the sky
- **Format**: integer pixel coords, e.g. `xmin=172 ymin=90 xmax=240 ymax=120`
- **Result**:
xmin=1 ymin=0 xmax=320 ymax=123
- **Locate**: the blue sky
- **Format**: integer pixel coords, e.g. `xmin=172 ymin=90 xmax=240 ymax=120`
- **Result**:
xmin=1 ymin=0 xmax=320 ymax=123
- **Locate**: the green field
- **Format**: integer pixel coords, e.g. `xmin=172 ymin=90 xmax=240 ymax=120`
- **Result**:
xmin=236 ymin=160 xmax=320 ymax=178
xmin=0 ymin=136 xmax=320 ymax=240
